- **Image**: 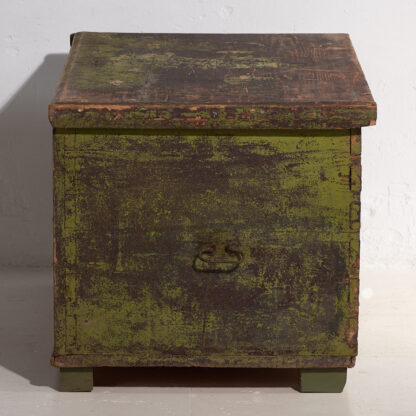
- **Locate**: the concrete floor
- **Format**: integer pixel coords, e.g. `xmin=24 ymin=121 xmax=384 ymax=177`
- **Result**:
xmin=0 ymin=267 xmax=415 ymax=416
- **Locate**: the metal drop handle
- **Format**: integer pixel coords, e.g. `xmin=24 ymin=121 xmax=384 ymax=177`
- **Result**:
xmin=196 ymin=243 xmax=244 ymax=266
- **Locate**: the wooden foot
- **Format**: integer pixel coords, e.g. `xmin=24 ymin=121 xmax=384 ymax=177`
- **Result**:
xmin=59 ymin=368 xmax=93 ymax=392
xmin=299 ymin=368 xmax=347 ymax=393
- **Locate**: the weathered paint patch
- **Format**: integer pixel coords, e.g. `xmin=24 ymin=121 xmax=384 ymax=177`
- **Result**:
xmin=52 ymin=353 xmax=355 ymax=369
xmin=49 ymin=104 xmax=377 ymax=130
xmin=53 ymin=128 xmax=361 ymax=367
xmin=49 ymin=33 xmax=377 ymax=129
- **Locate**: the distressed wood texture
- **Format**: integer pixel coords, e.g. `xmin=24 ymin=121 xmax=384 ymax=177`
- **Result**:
xmin=52 ymin=128 xmax=361 ymax=369
xmin=49 ymin=33 xmax=376 ymax=129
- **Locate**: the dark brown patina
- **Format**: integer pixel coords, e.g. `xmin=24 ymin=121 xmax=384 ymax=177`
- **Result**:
xmin=50 ymin=33 xmax=376 ymax=392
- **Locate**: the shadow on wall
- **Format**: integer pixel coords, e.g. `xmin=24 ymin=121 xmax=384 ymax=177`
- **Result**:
xmin=0 ymin=268 xmax=58 ymax=389
xmin=0 ymin=54 xmax=67 ymax=266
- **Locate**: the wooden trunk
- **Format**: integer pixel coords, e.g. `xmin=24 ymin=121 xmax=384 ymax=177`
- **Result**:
xmin=49 ymin=33 xmax=376 ymax=392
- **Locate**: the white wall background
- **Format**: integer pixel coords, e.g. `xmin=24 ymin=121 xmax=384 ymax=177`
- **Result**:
xmin=0 ymin=0 xmax=415 ymax=269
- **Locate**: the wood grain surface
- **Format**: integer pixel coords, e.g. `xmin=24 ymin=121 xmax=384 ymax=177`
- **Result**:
xmin=49 ymin=33 xmax=376 ymax=129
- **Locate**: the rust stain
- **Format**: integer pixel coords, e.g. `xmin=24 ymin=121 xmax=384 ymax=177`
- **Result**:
xmin=111 ymin=111 xmax=123 ymax=121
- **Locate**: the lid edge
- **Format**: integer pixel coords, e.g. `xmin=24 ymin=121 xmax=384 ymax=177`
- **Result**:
xmin=49 ymin=102 xmax=376 ymax=129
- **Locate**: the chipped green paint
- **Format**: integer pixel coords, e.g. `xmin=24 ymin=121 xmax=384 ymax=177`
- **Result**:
xmin=49 ymin=105 xmax=377 ymax=130
xmin=53 ymin=353 xmax=354 ymax=369
xmin=53 ymin=128 xmax=361 ymax=368
xmin=59 ymin=33 xmax=370 ymax=102
xmin=49 ymin=33 xmax=377 ymax=130
xmin=65 ymin=38 xmax=289 ymax=93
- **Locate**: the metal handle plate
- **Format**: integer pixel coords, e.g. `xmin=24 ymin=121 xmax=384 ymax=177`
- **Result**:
xmin=194 ymin=242 xmax=244 ymax=273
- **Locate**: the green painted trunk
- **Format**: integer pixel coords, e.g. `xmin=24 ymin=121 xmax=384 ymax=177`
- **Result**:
xmin=52 ymin=128 xmax=360 ymax=369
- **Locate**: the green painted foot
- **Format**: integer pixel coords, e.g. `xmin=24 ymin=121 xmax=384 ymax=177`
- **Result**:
xmin=299 ymin=368 xmax=347 ymax=393
xmin=59 ymin=368 xmax=93 ymax=392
